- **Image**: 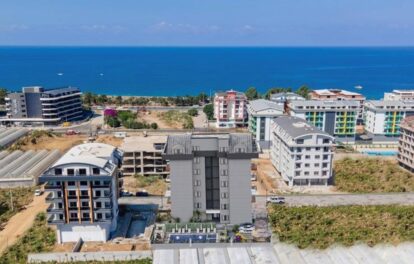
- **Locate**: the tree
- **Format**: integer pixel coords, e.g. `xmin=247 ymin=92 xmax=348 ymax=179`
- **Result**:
xmin=264 ymin=87 xmax=292 ymax=99
xmin=203 ymin=104 xmax=214 ymax=120
xmin=150 ymin=122 xmax=158 ymax=129
xmin=245 ymin=87 xmax=259 ymax=100
xmin=115 ymin=95 xmax=123 ymax=105
xmin=296 ymin=85 xmax=311 ymax=99
xmin=187 ymin=108 xmax=198 ymax=117
xmin=106 ymin=117 xmax=120 ymax=127
xmin=0 ymin=88 xmax=8 ymax=105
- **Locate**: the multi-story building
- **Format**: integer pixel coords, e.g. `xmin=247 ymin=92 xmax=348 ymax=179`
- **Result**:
xmin=288 ymin=100 xmax=359 ymax=138
xmin=364 ymin=100 xmax=414 ymax=137
xmin=398 ymin=116 xmax=414 ymax=172
xmin=270 ymin=116 xmax=335 ymax=186
xmin=214 ymin=90 xmax=248 ymax=128
xmin=384 ymin=90 xmax=414 ymax=101
xmin=309 ymin=89 xmax=365 ymax=120
xmin=247 ymin=99 xmax=284 ymax=149
xmin=270 ymin=92 xmax=305 ymax=105
xmin=121 ymin=136 xmax=168 ymax=177
xmin=162 ymin=133 xmax=258 ymax=225
xmin=40 ymin=143 xmax=123 ymax=243
xmin=2 ymin=86 xmax=83 ymax=126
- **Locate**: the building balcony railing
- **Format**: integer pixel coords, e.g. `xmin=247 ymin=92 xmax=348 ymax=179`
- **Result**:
xmin=45 ymin=193 xmax=63 ymax=201
xmin=47 ymin=217 xmax=65 ymax=224
xmin=47 ymin=205 xmax=64 ymax=213
xmin=44 ymin=184 xmax=62 ymax=190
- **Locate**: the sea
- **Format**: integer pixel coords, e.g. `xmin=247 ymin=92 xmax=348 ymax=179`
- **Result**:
xmin=1 ymin=47 xmax=414 ymax=99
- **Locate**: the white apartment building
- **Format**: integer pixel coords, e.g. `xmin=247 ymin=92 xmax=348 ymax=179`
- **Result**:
xmin=162 ymin=133 xmax=258 ymax=225
xmin=270 ymin=92 xmax=305 ymax=104
xmin=364 ymin=100 xmax=414 ymax=137
xmin=384 ymin=90 xmax=414 ymax=101
xmin=247 ymin=99 xmax=285 ymax=149
xmin=40 ymin=143 xmax=122 ymax=243
xmin=288 ymin=100 xmax=359 ymax=138
xmin=270 ymin=116 xmax=335 ymax=186
xmin=398 ymin=116 xmax=414 ymax=172
xmin=214 ymin=90 xmax=248 ymax=128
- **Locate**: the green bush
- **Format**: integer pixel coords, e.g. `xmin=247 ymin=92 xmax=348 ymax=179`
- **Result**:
xmin=106 ymin=116 xmax=120 ymax=127
xmin=203 ymin=104 xmax=214 ymax=120
xmin=187 ymin=108 xmax=198 ymax=117
xmin=150 ymin=122 xmax=158 ymax=129
xmin=269 ymin=205 xmax=414 ymax=249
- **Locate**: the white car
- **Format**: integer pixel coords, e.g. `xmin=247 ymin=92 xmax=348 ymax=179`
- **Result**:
xmin=34 ymin=189 xmax=43 ymax=196
xmin=266 ymin=196 xmax=285 ymax=204
xmin=239 ymin=223 xmax=255 ymax=233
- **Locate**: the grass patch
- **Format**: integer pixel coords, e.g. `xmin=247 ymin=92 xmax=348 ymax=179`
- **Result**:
xmin=0 ymin=212 xmax=56 ymax=264
xmin=134 ymin=174 xmax=163 ymax=188
xmin=269 ymin=205 xmax=414 ymax=249
xmin=159 ymin=110 xmax=194 ymax=129
xmin=0 ymin=187 xmax=34 ymax=230
xmin=36 ymin=260 xmax=152 ymax=264
xmin=334 ymin=158 xmax=414 ymax=193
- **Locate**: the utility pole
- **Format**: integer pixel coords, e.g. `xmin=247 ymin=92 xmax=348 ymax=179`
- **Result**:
xmin=9 ymin=189 xmax=13 ymax=211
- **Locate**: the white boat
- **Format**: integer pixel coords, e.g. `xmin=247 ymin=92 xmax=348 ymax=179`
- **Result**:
xmin=57 ymin=72 xmax=64 ymax=76
xmin=354 ymin=85 xmax=363 ymax=90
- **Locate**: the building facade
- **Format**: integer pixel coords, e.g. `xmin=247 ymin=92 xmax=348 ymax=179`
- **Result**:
xmin=247 ymin=99 xmax=284 ymax=149
xmin=162 ymin=133 xmax=258 ymax=225
xmin=214 ymin=90 xmax=248 ymax=128
xmin=288 ymin=100 xmax=359 ymax=138
xmin=270 ymin=92 xmax=305 ymax=105
xmin=309 ymin=89 xmax=365 ymax=120
xmin=121 ymin=136 xmax=168 ymax=177
xmin=40 ymin=143 xmax=122 ymax=243
xmin=270 ymin=116 xmax=335 ymax=186
xmin=384 ymin=90 xmax=414 ymax=101
xmin=2 ymin=86 xmax=83 ymax=126
xmin=364 ymin=100 xmax=414 ymax=137
xmin=398 ymin=116 xmax=414 ymax=172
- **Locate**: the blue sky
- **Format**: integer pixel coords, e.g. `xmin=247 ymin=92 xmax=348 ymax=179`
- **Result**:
xmin=1 ymin=0 xmax=413 ymax=46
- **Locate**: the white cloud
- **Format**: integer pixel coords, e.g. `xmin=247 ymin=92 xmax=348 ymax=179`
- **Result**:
xmin=148 ymin=21 xmax=220 ymax=35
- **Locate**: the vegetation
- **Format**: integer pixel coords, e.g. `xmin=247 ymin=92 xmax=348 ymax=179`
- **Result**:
xmin=104 ymin=110 xmax=158 ymax=129
xmin=264 ymin=87 xmax=292 ymax=99
xmin=0 ymin=213 xmax=56 ymax=264
xmin=37 ymin=260 xmax=152 ymax=264
xmin=134 ymin=174 xmax=163 ymax=188
xmin=334 ymin=158 xmax=414 ymax=193
xmin=296 ymin=85 xmax=311 ymax=99
xmin=8 ymin=130 xmax=57 ymax=151
xmin=0 ymin=187 xmax=34 ymax=229
xmin=245 ymin=87 xmax=259 ymax=100
xmin=187 ymin=108 xmax=198 ymax=117
xmin=203 ymin=104 xmax=214 ymax=120
xmin=0 ymin=88 xmax=7 ymax=105
xmin=269 ymin=205 xmax=414 ymax=249
xmin=159 ymin=110 xmax=194 ymax=129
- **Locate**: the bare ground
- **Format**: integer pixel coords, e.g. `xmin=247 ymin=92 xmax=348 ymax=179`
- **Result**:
xmin=122 ymin=176 xmax=167 ymax=195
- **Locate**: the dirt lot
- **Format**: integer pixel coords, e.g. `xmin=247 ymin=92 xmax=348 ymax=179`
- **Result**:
xmin=253 ymin=158 xmax=278 ymax=195
xmin=137 ymin=110 xmax=176 ymax=129
xmin=122 ymin=175 xmax=167 ymax=195
xmin=95 ymin=135 xmax=123 ymax=147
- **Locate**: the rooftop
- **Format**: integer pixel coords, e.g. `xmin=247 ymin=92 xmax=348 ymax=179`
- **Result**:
xmin=400 ymin=116 xmax=414 ymax=130
xmin=121 ymin=136 xmax=167 ymax=152
xmin=273 ymin=116 xmax=330 ymax=139
xmin=248 ymin=99 xmax=284 ymax=112
xmin=365 ymin=100 xmax=414 ymax=108
xmin=289 ymin=100 xmax=360 ymax=108
xmin=52 ymin=143 xmax=120 ymax=170
xmin=215 ymin=90 xmax=246 ymax=98
xmin=311 ymin=89 xmax=364 ymax=97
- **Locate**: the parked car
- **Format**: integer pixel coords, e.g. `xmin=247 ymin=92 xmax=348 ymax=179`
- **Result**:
xmin=136 ymin=190 xmax=149 ymax=197
xmin=34 ymin=189 xmax=43 ymax=196
xmin=239 ymin=223 xmax=255 ymax=233
xmin=120 ymin=189 xmax=133 ymax=197
xmin=66 ymin=129 xmax=80 ymax=135
xmin=266 ymin=196 xmax=285 ymax=204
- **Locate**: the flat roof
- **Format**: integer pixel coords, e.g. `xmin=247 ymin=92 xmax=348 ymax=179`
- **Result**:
xmin=289 ymin=100 xmax=360 ymax=107
xmin=365 ymin=100 xmax=414 ymax=108
xmin=273 ymin=116 xmax=330 ymax=138
xmin=121 ymin=135 xmax=167 ymax=152
xmin=312 ymin=89 xmax=363 ymax=96
xmin=248 ymin=99 xmax=284 ymax=112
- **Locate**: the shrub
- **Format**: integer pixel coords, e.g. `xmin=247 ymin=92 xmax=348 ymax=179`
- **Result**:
xmin=187 ymin=108 xmax=198 ymax=116
xmin=150 ymin=122 xmax=158 ymax=129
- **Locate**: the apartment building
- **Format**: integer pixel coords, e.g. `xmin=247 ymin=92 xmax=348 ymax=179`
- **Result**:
xmin=247 ymin=99 xmax=284 ymax=149
xmin=40 ymin=143 xmax=123 ymax=243
xmin=214 ymin=90 xmax=248 ymax=128
xmin=384 ymin=90 xmax=414 ymax=101
xmin=309 ymin=89 xmax=365 ymax=120
xmin=1 ymin=86 xmax=83 ymax=126
xmin=162 ymin=133 xmax=258 ymax=225
xmin=364 ymin=100 xmax=414 ymax=137
xmin=270 ymin=92 xmax=305 ymax=105
xmin=121 ymin=136 xmax=168 ymax=177
xmin=398 ymin=116 xmax=414 ymax=172
xmin=270 ymin=116 xmax=335 ymax=186
xmin=288 ymin=100 xmax=359 ymax=138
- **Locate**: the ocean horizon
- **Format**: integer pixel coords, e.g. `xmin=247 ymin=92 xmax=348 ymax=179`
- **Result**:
xmin=1 ymin=46 xmax=414 ymax=98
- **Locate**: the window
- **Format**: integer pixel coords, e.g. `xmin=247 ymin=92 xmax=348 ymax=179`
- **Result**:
xmin=314 ymin=171 xmax=319 ymax=176
xmin=80 ymin=181 xmax=88 ymax=186
xmin=96 ymin=213 xmax=102 ymax=219
xmin=94 ymin=181 xmax=101 ymax=186
xmin=80 ymin=190 xmax=88 ymax=196
xmin=70 ymin=213 xmax=78 ymax=219
xmin=195 ymin=202 xmax=201 ymax=209
xmin=79 ymin=169 xmax=87 ymax=175
xmin=95 ymin=190 xmax=101 ymax=197
xmin=195 ymin=191 xmax=201 ymax=198
xmin=222 ymin=215 xmax=229 ymax=221
xmin=92 ymin=168 xmax=100 ymax=175
xmin=220 ymin=158 xmax=227 ymax=165
xmin=67 ymin=169 xmax=75 ymax=176
xmin=221 ymin=192 xmax=228 ymax=199
xmin=174 ymin=149 xmax=181 ymax=154
xmin=81 ymin=201 xmax=89 ymax=207
xmin=104 ymin=202 xmax=110 ymax=208
xmin=57 ymin=191 xmax=62 ymax=198
xmin=192 ymin=146 xmax=200 ymax=151
xmin=67 ymin=181 xmax=75 ymax=186
xmin=323 ymin=139 xmax=330 ymax=144
xmin=193 ymin=157 xmax=200 ymax=164
xmin=193 ymin=169 xmax=200 ymax=175
xmin=304 ymin=172 xmax=310 ymax=176
xmin=295 ymin=163 xmax=301 ymax=169
xmin=82 ymin=212 xmax=89 ymax=218
xmin=194 ymin=180 xmax=201 ymax=186
xmin=222 ymin=169 xmax=228 ymax=176
xmin=236 ymin=148 xmax=245 ymax=153
xmin=69 ymin=202 xmax=77 ymax=208
xmin=322 ymin=163 xmax=328 ymax=168
xmin=305 ymin=155 xmax=310 ymax=159
xmin=68 ymin=190 xmax=76 ymax=196
xmin=306 ymin=147 xmax=311 ymax=151
xmin=105 ymin=213 xmax=111 ymax=219
xmin=315 ymin=155 xmax=320 ymax=159
xmin=295 ymin=171 xmax=300 ymax=176
xmin=297 ymin=139 xmax=304 ymax=144
xmin=221 ymin=204 xmax=229 ymax=210
xmin=54 ymin=168 xmax=62 ymax=175
xmin=96 ymin=202 xmax=102 ymax=208
xmin=315 ymin=163 xmax=320 ymax=167
xmin=219 ymin=147 xmax=228 ymax=152
xmin=323 ymin=155 xmax=329 ymax=160
xmin=221 ymin=181 xmax=228 ymax=187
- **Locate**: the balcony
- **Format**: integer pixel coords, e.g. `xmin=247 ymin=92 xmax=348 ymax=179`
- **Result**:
xmin=44 ymin=184 xmax=62 ymax=190
xmin=47 ymin=204 xmax=64 ymax=213
xmin=45 ymin=193 xmax=63 ymax=201
xmin=47 ymin=215 xmax=64 ymax=224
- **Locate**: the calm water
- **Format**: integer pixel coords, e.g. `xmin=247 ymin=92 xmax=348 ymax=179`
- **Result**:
xmin=1 ymin=47 xmax=414 ymax=98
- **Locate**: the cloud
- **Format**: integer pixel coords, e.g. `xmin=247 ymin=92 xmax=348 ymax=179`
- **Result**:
xmin=80 ymin=24 xmax=126 ymax=34
xmin=148 ymin=21 xmax=220 ymax=35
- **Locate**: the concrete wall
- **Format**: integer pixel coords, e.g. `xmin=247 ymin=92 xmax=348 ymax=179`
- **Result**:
xmin=228 ymin=159 xmax=252 ymax=224
xmin=170 ymin=160 xmax=193 ymax=222
xmin=57 ymin=223 xmax=111 ymax=243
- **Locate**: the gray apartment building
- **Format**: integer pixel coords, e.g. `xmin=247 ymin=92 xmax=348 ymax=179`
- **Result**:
xmin=162 ymin=133 xmax=258 ymax=225
xmin=2 ymin=86 xmax=83 ymax=126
